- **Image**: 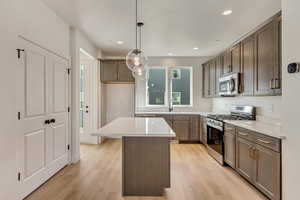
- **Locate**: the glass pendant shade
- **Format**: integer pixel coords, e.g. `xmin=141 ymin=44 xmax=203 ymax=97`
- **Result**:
xmin=126 ymin=49 xmax=147 ymax=71
xmin=132 ymin=65 xmax=146 ymax=80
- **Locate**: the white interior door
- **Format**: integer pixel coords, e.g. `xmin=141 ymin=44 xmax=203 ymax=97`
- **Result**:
xmin=79 ymin=57 xmax=98 ymax=144
xmin=16 ymin=38 xmax=70 ymax=199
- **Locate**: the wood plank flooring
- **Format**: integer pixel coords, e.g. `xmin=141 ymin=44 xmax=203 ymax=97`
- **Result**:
xmin=25 ymin=139 xmax=268 ymax=200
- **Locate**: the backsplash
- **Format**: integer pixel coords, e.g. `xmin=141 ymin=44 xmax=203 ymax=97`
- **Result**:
xmin=213 ymin=96 xmax=282 ymax=124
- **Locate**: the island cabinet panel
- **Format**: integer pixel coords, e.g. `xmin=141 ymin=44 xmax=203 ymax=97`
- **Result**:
xmin=223 ymin=50 xmax=232 ymax=74
xmin=254 ymin=20 xmax=279 ymax=96
xmin=224 ymin=125 xmax=236 ymax=169
xmin=100 ymin=60 xmax=134 ymax=83
xmin=241 ymin=35 xmax=255 ymax=96
xmin=122 ymin=137 xmax=171 ymax=196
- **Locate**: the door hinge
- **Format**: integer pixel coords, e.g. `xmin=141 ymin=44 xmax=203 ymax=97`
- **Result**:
xmin=17 ymin=112 xmax=21 ymax=120
xmin=67 ymin=144 xmax=70 ymax=150
xmin=16 ymin=49 xmax=25 ymax=59
xmin=67 ymin=68 xmax=71 ymax=75
xmin=18 ymin=172 xmax=21 ymax=181
xmin=68 ymin=107 xmax=70 ymax=113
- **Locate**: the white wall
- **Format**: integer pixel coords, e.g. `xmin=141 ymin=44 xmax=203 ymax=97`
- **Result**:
xmin=102 ymin=84 xmax=135 ymax=124
xmin=135 ymin=56 xmax=212 ymax=112
xmin=0 ymin=0 xmax=70 ymax=199
xmin=213 ymin=96 xmax=282 ymax=122
xmin=282 ymin=0 xmax=300 ymax=199
xmin=70 ymin=28 xmax=99 ymax=161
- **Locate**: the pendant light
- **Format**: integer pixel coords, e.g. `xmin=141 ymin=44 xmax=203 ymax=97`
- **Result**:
xmin=126 ymin=0 xmax=147 ymax=79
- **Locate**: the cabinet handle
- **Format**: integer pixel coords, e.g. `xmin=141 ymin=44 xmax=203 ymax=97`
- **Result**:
xmin=226 ymin=128 xmax=235 ymax=131
xmin=274 ymin=78 xmax=280 ymax=89
xmin=257 ymin=139 xmax=271 ymax=144
xmin=253 ymin=149 xmax=259 ymax=160
xmin=269 ymin=79 xmax=274 ymax=89
xmin=249 ymin=147 xmax=254 ymax=159
xmin=239 ymin=132 xmax=248 ymax=136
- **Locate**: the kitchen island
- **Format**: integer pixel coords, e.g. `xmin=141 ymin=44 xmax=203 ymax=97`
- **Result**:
xmin=92 ymin=117 xmax=176 ymax=196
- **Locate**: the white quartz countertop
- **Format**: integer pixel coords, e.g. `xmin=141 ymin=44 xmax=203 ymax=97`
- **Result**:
xmin=224 ymin=120 xmax=285 ymax=139
xmin=92 ymin=117 xmax=176 ymax=138
xmin=135 ymin=111 xmax=213 ymax=117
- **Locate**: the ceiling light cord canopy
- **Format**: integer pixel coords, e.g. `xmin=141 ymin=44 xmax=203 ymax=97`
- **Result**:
xmin=126 ymin=0 xmax=147 ymax=79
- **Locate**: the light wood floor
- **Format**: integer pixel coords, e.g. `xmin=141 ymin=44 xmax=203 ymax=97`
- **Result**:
xmin=26 ymin=139 xmax=268 ymax=200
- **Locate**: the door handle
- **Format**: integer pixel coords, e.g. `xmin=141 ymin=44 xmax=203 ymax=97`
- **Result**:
xmin=50 ymin=118 xmax=56 ymax=124
xmin=44 ymin=119 xmax=50 ymax=125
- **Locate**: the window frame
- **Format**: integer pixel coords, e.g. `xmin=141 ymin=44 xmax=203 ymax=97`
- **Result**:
xmin=145 ymin=67 xmax=168 ymax=107
xmin=145 ymin=66 xmax=193 ymax=108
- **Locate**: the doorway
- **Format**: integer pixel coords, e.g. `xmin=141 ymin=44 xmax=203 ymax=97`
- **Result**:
xmin=79 ymin=49 xmax=99 ymax=144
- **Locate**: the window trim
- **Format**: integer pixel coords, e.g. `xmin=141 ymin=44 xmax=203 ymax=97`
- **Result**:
xmin=145 ymin=67 xmax=168 ymax=107
xmin=145 ymin=66 xmax=193 ymax=108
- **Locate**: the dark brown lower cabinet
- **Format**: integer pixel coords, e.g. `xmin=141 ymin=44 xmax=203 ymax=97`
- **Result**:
xmin=200 ymin=117 xmax=207 ymax=145
xmin=172 ymin=120 xmax=190 ymax=141
xmin=236 ymin=130 xmax=281 ymax=200
xmin=224 ymin=131 xmax=236 ymax=169
xmin=135 ymin=114 xmax=200 ymax=142
xmin=254 ymin=145 xmax=281 ymax=200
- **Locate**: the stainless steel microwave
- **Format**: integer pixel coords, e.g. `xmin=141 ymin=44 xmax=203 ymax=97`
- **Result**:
xmin=219 ymin=73 xmax=240 ymax=96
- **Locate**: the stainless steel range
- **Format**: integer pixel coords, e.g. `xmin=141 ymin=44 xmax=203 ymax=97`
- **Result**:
xmin=206 ymin=105 xmax=256 ymax=165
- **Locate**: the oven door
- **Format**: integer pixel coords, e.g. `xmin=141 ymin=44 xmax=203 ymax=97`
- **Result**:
xmin=206 ymin=125 xmax=224 ymax=164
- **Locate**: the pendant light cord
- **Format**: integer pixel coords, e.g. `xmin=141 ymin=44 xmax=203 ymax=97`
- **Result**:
xmin=135 ymin=0 xmax=138 ymax=50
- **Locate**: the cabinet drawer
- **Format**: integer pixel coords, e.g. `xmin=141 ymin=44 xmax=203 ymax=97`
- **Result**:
xmin=254 ymin=134 xmax=281 ymax=152
xmin=173 ymin=115 xmax=190 ymax=121
xmin=237 ymin=128 xmax=254 ymax=141
xmin=225 ymin=124 xmax=236 ymax=133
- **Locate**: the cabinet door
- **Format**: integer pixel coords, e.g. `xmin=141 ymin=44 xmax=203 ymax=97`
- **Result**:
xmin=224 ymin=132 xmax=236 ymax=169
xmin=215 ymin=56 xmax=223 ymax=96
xmin=255 ymin=21 xmax=278 ymax=95
xmin=173 ymin=120 xmax=190 ymax=141
xmin=202 ymin=63 xmax=210 ymax=98
xmin=231 ymin=43 xmax=241 ymax=73
xmin=236 ymin=137 xmax=254 ymax=182
xmin=223 ymin=50 xmax=232 ymax=74
xmin=101 ymin=60 xmax=118 ymax=82
xmin=209 ymin=60 xmax=216 ymax=97
xmin=117 ymin=60 xmax=134 ymax=82
xmin=201 ymin=117 xmax=207 ymax=145
xmin=273 ymin=16 xmax=282 ymax=95
xmin=190 ymin=116 xmax=200 ymax=141
xmin=241 ymin=35 xmax=255 ymax=96
xmin=254 ymin=145 xmax=281 ymax=200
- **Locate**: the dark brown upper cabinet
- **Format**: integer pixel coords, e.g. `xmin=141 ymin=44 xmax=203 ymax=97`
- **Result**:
xmin=241 ymin=35 xmax=255 ymax=96
xmin=231 ymin=43 xmax=241 ymax=73
xmin=254 ymin=20 xmax=279 ymax=96
xmin=209 ymin=60 xmax=216 ymax=97
xmin=223 ymin=50 xmax=232 ymax=74
xmin=202 ymin=12 xmax=281 ymax=98
xmin=215 ymin=56 xmax=223 ymax=96
xmin=202 ymin=63 xmax=210 ymax=98
xmin=100 ymin=60 xmax=134 ymax=83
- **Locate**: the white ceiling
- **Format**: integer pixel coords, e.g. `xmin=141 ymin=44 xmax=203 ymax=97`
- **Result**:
xmin=42 ymin=0 xmax=281 ymax=57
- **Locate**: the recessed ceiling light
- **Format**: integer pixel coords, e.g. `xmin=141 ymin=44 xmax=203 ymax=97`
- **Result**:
xmin=116 ymin=40 xmax=124 ymax=45
xmin=168 ymin=53 xmax=173 ymax=56
xmin=222 ymin=10 xmax=232 ymax=16
xmin=193 ymin=47 xmax=199 ymax=50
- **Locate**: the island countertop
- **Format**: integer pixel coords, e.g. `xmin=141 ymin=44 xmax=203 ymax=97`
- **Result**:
xmin=92 ymin=117 xmax=176 ymax=138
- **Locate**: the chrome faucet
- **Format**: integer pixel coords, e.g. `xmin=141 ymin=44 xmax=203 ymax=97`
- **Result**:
xmin=168 ymin=99 xmax=173 ymax=112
